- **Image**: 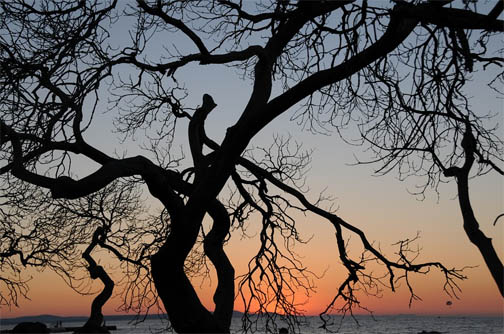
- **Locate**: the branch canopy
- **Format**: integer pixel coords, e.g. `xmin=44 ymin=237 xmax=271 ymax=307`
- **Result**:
xmin=1 ymin=0 xmax=503 ymax=332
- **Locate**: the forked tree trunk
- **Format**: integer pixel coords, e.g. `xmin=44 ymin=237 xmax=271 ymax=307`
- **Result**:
xmin=152 ymin=254 xmax=224 ymax=333
xmin=151 ymin=204 xmax=234 ymax=334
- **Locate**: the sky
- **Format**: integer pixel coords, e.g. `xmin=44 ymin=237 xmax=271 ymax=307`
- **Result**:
xmin=1 ymin=0 xmax=503 ymax=321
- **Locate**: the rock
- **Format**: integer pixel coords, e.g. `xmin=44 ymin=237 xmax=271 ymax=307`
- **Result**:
xmin=12 ymin=322 xmax=49 ymax=333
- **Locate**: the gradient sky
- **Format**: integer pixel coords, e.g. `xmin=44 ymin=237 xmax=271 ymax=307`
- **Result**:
xmin=1 ymin=1 xmax=503 ymax=321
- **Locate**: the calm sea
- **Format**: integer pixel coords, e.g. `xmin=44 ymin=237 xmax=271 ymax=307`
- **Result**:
xmin=3 ymin=315 xmax=501 ymax=333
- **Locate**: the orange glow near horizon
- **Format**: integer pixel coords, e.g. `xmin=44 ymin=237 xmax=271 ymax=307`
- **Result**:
xmin=2 ymin=198 xmax=503 ymax=320
xmin=2 ymin=261 xmax=502 ymax=319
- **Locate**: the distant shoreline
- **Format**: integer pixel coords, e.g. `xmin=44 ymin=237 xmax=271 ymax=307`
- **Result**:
xmin=1 ymin=313 xmax=502 ymax=326
xmin=0 ymin=314 xmax=168 ymax=325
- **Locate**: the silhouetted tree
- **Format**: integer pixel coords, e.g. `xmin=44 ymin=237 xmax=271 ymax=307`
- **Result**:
xmin=1 ymin=1 xmax=503 ymax=333
xmin=0 ymin=180 xmax=92 ymax=309
xmin=0 ymin=177 xmax=151 ymax=310
xmin=77 ymin=227 xmax=114 ymax=334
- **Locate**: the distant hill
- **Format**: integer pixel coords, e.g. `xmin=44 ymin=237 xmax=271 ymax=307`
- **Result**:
xmin=0 ymin=314 xmax=158 ymax=326
xmin=0 ymin=311 xmax=244 ymax=326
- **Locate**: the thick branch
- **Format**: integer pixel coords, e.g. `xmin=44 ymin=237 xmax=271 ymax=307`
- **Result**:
xmin=188 ymin=94 xmax=217 ymax=177
xmin=10 ymin=149 xmax=183 ymax=212
xmin=116 ymin=45 xmax=263 ymax=75
xmin=403 ymin=3 xmax=504 ymax=31
xmin=259 ymin=4 xmax=419 ymax=138
xmin=252 ymin=2 xmax=503 ymax=138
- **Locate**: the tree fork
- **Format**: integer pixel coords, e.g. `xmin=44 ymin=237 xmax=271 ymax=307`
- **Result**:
xmin=151 ymin=207 xmax=225 ymax=333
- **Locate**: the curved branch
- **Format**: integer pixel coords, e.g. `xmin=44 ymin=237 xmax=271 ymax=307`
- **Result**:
xmin=115 ymin=45 xmax=264 ymax=76
xmin=403 ymin=3 xmax=504 ymax=31
xmin=253 ymin=2 xmax=503 ymax=139
xmin=494 ymin=214 xmax=504 ymax=226
xmin=136 ymin=0 xmax=209 ymax=55
xmin=260 ymin=4 xmax=419 ymax=137
xmin=8 ymin=139 xmax=184 ymax=211
xmin=188 ymin=94 xmax=217 ymax=177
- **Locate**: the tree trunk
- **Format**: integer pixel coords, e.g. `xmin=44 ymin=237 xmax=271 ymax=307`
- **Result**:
xmin=205 ymin=201 xmax=235 ymax=330
xmin=457 ymin=173 xmax=504 ymax=297
xmin=78 ymin=228 xmax=114 ymax=333
xmin=77 ymin=266 xmax=114 ymax=333
xmin=451 ymin=128 xmax=504 ymax=297
xmin=151 ymin=205 xmax=233 ymax=333
xmin=152 ymin=253 xmax=224 ymax=333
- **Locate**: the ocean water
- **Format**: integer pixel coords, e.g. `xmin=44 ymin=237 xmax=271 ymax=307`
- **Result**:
xmin=129 ymin=315 xmax=503 ymax=333
xmin=4 ymin=315 xmax=500 ymax=334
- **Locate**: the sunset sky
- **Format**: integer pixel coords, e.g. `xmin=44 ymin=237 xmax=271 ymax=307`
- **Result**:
xmin=1 ymin=1 xmax=503 ymax=321
xmin=2 ymin=61 xmax=502 ymax=319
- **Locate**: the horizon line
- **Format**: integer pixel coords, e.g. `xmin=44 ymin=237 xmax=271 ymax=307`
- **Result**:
xmin=2 ymin=312 xmax=503 ymax=321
